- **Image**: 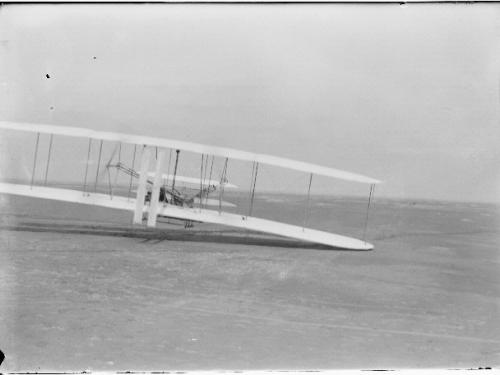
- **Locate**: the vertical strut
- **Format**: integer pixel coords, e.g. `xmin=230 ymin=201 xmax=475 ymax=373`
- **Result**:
xmin=202 ymin=153 xmax=209 ymax=207
xmin=30 ymin=133 xmax=40 ymax=189
xmin=134 ymin=146 xmax=151 ymax=224
xmin=218 ymin=158 xmax=228 ymax=214
xmin=164 ymin=149 xmax=173 ymax=200
xmin=362 ymin=184 xmax=375 ymax=243
xmin=127 ymin=144 xmax=137 ymax=201
xmin=302 ymin=173 xmax=313 ymax=231
xmin=113 ymin=142 xmax=122 ymax=186
xmin=248 ymin=162 xmax=259 ymax=217
xmin=207 ymin=155 xmax=214 ymax=206
xmin=248 ymin=162 xmax=256 ymax=203
xmin=106 ymin=167 xmax=113 ymax=199
xmin=93 ymin=140 xmax=103 ymax=193
xmin=199 ymin=154 xmax=204 ymax=211
xmin=147 ymin=150 xmax=165 ymax=227
xmin=83 ymin=138 xmax=92 ymax=194
xmin=171 ymin=149 xmax=180 ymax=193
xmin=43 ymin=134 xmax=54 ymax=186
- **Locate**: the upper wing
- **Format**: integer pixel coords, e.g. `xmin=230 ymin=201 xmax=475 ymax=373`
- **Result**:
xmin=0 ymin=121 xmax=381 ymax=184
xmin=0 ymin=183 xmax=373 ymax=250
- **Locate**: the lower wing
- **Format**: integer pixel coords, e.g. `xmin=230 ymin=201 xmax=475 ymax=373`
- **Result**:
xmin=0 ymin=183 xmax=373 ymax=250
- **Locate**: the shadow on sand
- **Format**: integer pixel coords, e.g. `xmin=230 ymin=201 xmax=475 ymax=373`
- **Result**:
xmin=1 ymin=221 xmax=370 ymax=252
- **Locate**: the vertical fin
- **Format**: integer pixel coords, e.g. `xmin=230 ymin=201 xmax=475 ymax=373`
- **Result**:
xmin=133 ymin=147 xmax=151 ymax=224
xmin=147 ymin=150 xmax=165 ymax=227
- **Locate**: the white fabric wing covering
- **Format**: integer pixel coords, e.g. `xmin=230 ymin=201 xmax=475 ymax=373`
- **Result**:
xmin=0 ymin=183 xmax=373 ymax=250
xmin=0 ymin=121 xmax=381 ymax=184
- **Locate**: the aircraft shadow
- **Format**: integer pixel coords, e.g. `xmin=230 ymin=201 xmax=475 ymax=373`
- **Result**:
xmin=2 ymin=221 xmax=370 ymax=252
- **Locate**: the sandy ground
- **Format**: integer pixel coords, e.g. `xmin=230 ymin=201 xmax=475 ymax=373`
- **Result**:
xmin=0 ymin=193 xmax=499 ymax=370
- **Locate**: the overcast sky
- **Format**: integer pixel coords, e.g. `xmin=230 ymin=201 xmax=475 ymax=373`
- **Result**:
xmin=0 ymin=4 xmax=499 ymax=202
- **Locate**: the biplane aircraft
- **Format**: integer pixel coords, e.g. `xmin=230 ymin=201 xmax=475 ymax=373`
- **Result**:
xmin=0 ymin=121 xmax=381 ymax=250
